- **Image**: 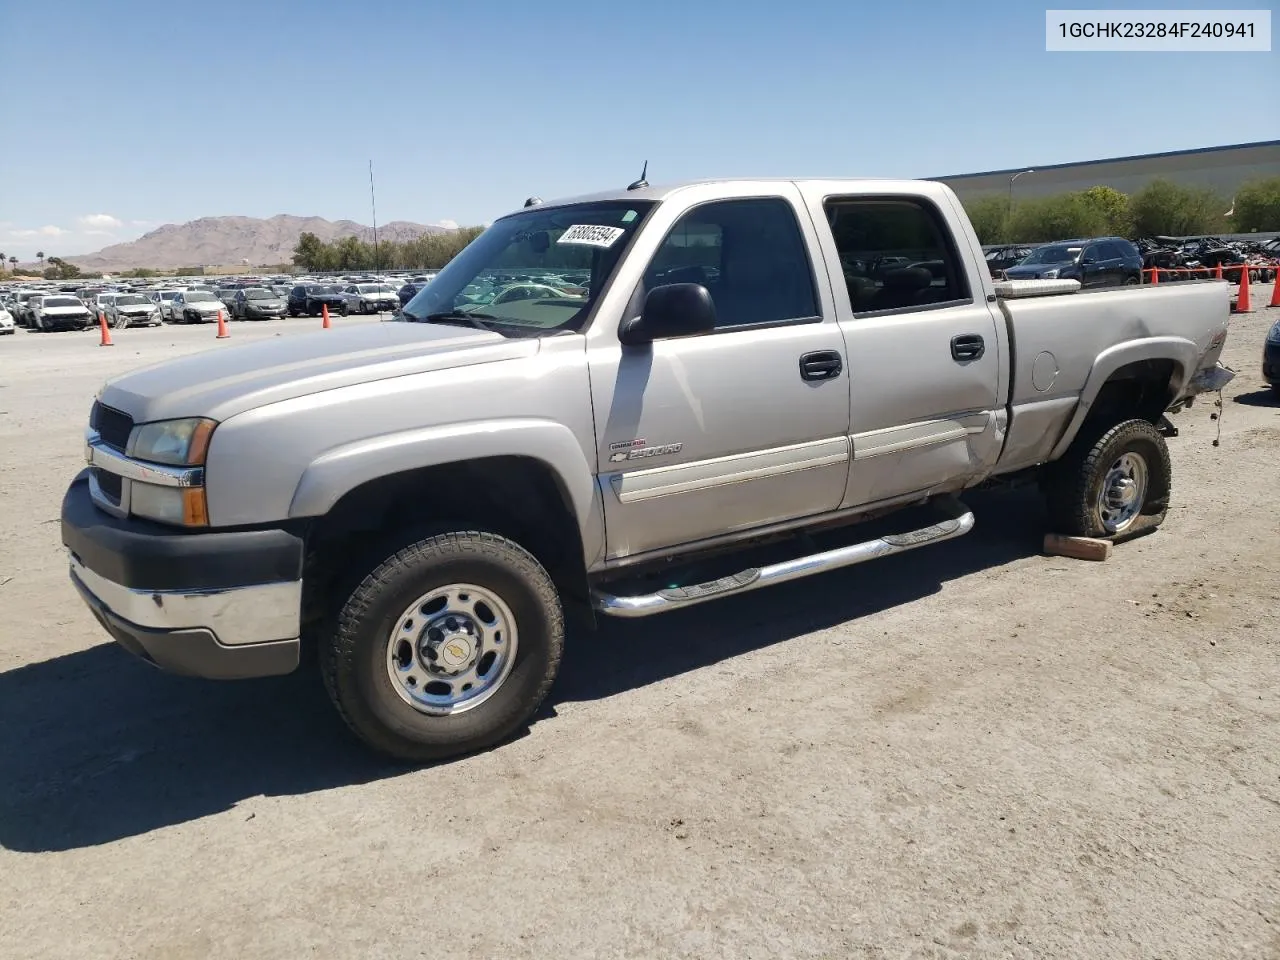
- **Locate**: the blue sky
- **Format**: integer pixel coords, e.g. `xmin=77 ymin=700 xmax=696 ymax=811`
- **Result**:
xmin=0 ymin=0 xmax=1274 ymax=260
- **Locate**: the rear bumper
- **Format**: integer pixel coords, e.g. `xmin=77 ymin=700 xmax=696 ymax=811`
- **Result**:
xmin=61 ymin=471 xmax=303 ymax=678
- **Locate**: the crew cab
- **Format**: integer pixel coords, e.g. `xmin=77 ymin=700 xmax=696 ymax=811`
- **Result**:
xmin=62 ymin=178 xmax=1233 ymax=763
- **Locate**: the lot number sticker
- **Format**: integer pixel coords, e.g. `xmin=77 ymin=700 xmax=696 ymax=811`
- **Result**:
xmin=558 ymin=224 xmax=626 ymax=248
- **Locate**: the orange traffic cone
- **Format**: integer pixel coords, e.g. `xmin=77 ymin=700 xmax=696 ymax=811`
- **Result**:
xmin=1235 ymin=267 xmax=1251 ymax=313
xmin=1149 ymin=266 xmax=1159 ymax=285
xmin=216 ymin=309 xmax=230 ymax=339
xmin=322 ymin=304 xmax=331 ymax=329
xmin=1214 ymin=262 xmax=1223 ymax=280
xmin=1268 ymin=269 xmax=1280 ymax=308
xmin=98 ymin=311 xmax=113 ymax=347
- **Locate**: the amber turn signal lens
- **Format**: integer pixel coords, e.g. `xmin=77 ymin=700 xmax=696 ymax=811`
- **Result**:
xmin=187 ymin=419 xmax=216 ymax=465
xmin=182 ymin=488 xmax=209 ymax=526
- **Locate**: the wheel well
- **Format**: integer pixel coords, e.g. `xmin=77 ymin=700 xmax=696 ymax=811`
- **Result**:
xmin=301 ymin=457 xmax=588 ymax=626
xmin=1083 ymin=359 xmax=1178 ymax=431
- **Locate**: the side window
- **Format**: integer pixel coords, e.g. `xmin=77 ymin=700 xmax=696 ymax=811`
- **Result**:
xmin=1102 ymin=240 xmax=1129 ymax=260
xmin=644 ymin=197 xmax=818 ymax=329
xmin=823 ymin=197 xmax=971 ymax=314
xmin=1083 ymin=244 xmax=1104 ymax=262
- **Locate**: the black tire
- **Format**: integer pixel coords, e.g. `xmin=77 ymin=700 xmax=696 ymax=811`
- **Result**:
xmin=339 ymin=302 xmax=350 ymax=316
xmin=322 ymin=530 xmax=564 ymax=763
xmin=1124 ymin=275 xmax=1139 ymax=286
xmin=1043 ymin=418 xmax=1171 ymax=541
xmin=288 ymin=307 xmax=299 ymax=318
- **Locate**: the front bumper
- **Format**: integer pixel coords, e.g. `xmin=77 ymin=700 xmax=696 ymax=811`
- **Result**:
xmin=1264 ymin=342 xmax=1280 ymax=386
xmin=61 ymin=471 xmax=303 ymax=679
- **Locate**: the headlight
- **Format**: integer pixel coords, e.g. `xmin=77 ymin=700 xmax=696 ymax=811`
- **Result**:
xmin=130 ymin=417 xmax=216 ymax=466
xmin=1267 ymin=321 xmax=1280 ymax=344
xmin=1041 ymin=269 xmax=1060 ymax=279
xmin=131 ymin=482 xmax=208 ymax=526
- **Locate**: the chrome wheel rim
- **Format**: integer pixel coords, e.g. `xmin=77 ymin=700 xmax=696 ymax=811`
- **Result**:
xmin=1098 ymin=451 xmax=1147 ymax=534
xmin=385 ymin=583 xmax=518 ymax=716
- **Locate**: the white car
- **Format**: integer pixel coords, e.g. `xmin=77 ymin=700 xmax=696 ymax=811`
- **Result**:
xmin=32 ymin=295 xmax=93 ymax=332
xmin=171 ymin=289 xmax=228 ymax=324
xmin=105 ymin=293 xmax=163 ymax=328
xmin=151 ymin=289 xmax=183 ymax=321
xmin=340 ymin=283 xmax=399 ymax=314
xmin=0 ymin=308 xmax=15 ymax=335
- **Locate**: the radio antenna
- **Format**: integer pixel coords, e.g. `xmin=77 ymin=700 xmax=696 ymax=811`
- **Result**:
xmin=369 ymin=160 xmax=380 ymax=275
xmin=627 ymin=160 xmax=649 ymax=191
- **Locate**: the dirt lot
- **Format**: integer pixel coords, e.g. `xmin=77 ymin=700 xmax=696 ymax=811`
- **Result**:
xmin=1 ymin=308 xmax=1277 ymax=960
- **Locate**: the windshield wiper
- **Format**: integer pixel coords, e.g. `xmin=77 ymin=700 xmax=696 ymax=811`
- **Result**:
xmin=408 ymin=310 xmax=500 ymax=332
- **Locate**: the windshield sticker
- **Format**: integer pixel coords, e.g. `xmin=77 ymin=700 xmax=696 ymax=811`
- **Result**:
xmin=621 ymin=210 xmax=638 ymax=223
xmin=558 ymin=224 xmax=626 ymax=248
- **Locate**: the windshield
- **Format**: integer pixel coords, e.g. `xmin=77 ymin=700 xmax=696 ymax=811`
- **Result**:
xmin=245 ymin=288 xmax=274 ymax=299
xmin=159 ymin=291 xmax=178 ymax=300
xmin=44 ymin=297 xmax=81 ymax=307
xmin=403 ymin=201 xmax=654 ymax=334
xmin=1021 ymin=244 xmax=1082 ymax=265
xmin=115 ymin=295 xmax=148 ymax=306
xmin=359 ymin=284 xmax=391 ymax=293
xmin=186 ymin=291 xmax=219 ymax=303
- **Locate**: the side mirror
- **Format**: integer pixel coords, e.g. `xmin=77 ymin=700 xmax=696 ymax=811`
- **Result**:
xmin=619 ymin=283 xmax=716 ymax=346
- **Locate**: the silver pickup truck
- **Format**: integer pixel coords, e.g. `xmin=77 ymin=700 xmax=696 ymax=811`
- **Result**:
xmin=61 ymin=178 xmax=1233 ymax=761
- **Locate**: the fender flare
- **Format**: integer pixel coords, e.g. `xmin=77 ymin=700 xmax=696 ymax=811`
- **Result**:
xmin=1048 ymin=337 xmax=1197 ymax=462
xmin=288 ymin=418 xmax=604 ymax=566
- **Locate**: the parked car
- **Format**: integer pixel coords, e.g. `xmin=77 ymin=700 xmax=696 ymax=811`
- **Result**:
xmin=1003 ymin=237 xmax=1143 ymax=287
xmin=12 ymin=291 xmax=40 ymax=326
xmin=287 ymin=283 xmax=348 ymax=317
xmin=172 ymin=289 xmax=229 ymax=323
xmin=151 ymin=290 xmax=183 ymax=321
xmin=340 ymin=282 xmax=399 ymax=314
xmin=105 ymin=294 xmax=162 ymax=328
xmin=0 ymin=307 xmax=15 ymax=335
xmin=63 ymin=177 xmax=1233 ymax=763
xmin=231 ymin=287 xmax=287 ymax=320
xmin=1265 ymin=318 xmax=1280 ymax=396
xmin=983 ymin=244 xmax=1036 ymax=278
xmin=397 ymin=280 xmax=429 ymax=306
xmin=32 ymin=295 xmax=93 ymax=331
xmin=215 ymin=287 xmax=241 ymax=312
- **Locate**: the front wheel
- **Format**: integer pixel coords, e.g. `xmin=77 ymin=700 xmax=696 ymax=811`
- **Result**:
xmin=322 ymin=531 xmax=564 ymax=763
xmin=1043 ymin=419 xmax=1171 ymax=540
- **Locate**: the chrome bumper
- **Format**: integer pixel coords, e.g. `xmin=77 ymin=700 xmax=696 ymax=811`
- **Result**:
xmin=70 ymin=553 xmax=301 ymax=647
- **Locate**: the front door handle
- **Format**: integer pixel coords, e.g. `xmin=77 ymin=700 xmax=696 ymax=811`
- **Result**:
xmin=950 ymin=334 xmax=985 ymax=362
xmin=799 ymin=350 xmax=843 ymax=381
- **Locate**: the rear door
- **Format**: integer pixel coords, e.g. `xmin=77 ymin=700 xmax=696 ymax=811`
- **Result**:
xmin=804 ymin=188 xmax=1003 ymax=508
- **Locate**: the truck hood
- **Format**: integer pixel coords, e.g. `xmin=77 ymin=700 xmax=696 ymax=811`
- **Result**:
xmin=98 ymin=321 xmax=536 ymax=424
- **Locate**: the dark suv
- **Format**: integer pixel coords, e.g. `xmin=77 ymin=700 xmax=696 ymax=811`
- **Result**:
xmin=1003 ymin=237 xmax=1143 ymax=287
xmin=287 ymin=284 xmax=349 ymax=317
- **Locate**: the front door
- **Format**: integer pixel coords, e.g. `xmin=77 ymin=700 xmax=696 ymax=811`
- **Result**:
xmin=813 ymin=192 xmax=1003 ymax=508
xmin=589 ymin=193 xmax=851 ymax=561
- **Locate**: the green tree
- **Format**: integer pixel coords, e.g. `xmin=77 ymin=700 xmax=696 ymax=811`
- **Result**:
xmin=962 ymin=195 xmax=1010 ymax=244
xmin=1078 ymin=185 xmax=1132 ymax=236
xmin=1231 ymin=177 xmax=1280 ymax=232
xmin=1007 ymin=192 xmax=1112 ymax=243
xmin=1130 ymin=179 xmax=1225 ymax=237
xmin=292 ymin=231 xmax=328 ymax=270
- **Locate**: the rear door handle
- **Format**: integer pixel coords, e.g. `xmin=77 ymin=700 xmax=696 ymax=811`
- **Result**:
xmin=799 ymin=350 xmax=843 ymax=381
xmin=950 ymin=334 xmax=985 ymax=362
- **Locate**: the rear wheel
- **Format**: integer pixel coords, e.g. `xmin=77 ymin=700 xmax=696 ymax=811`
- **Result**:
xmin=1043 ymin=419 xmax=1171 ymax=540
xmin=322 ymin=530 xmax=564 ymax=763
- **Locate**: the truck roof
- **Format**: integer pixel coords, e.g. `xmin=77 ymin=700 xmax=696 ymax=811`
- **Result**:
xmin=511 ymin=178 xmax=953 ymax=218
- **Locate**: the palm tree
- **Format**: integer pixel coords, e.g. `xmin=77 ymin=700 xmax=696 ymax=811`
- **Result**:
xmin=7 ymin=256 xmax=15 ymax=273
xmin=36 ymin=251 xmax=45 ymax=269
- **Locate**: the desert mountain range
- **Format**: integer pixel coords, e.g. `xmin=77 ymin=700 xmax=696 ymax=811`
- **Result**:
xmin=64 ymin=215 xmax=450 ymax=271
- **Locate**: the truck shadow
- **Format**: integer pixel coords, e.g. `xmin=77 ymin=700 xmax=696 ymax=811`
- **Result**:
xmin=1232 ymin=388 xmax=1278 ymax=407
xmin=554 ymin=487 xmax=1045 ymax=704
xmin=0 ymin=488 xmax=1044 ymax=854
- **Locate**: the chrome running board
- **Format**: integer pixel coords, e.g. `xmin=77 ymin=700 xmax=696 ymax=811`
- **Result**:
xmin=592 ymin=497 xmax=975 ymax=618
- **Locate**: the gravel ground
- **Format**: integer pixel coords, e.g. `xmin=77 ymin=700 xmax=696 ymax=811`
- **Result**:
xmin=1 ymin=306 xmax=1278 ymax=960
